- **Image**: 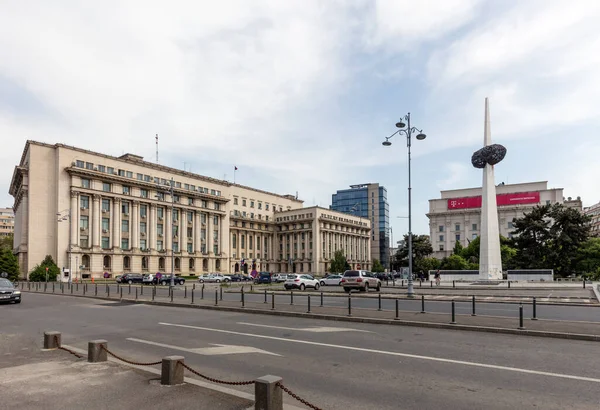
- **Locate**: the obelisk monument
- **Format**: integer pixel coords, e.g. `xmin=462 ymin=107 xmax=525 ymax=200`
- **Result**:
xmin=471 ymin=98 xmax=505 ymax=280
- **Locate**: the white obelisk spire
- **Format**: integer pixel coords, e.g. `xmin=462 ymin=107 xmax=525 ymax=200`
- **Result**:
xmin=479 ymin=98 xmax=503 ymax=280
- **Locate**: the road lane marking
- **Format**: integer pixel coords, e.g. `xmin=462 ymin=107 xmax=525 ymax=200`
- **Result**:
xmin=236 ymin=322 xmax=372 ymax=333
xmin=159 ymin=322 xmax=600 ymax=384
xmin=126 ymin=337 xmax=281 ymax=356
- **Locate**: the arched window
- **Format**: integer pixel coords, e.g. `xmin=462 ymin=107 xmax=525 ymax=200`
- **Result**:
xmin=215 ymin=259 xmax=221 ymax=271
xmin=142 ymin=256 xmax=148 ymax=270
xmin=202 ymin=259 xmax=208 ymax=271
xmin=123 ymin=256 xmax=131 ymax=270
xmin=82 ymin=254 xmax=90 ymax=268
xmin=103 ymin=255 xmax=111 ymax=270
xmin=174 ymin=257 xmax=181 ymax=271
xmin=189 ymin=258 xmax=194 ymax=270
xmin=159 ymin=257 xmax=165 ymax=270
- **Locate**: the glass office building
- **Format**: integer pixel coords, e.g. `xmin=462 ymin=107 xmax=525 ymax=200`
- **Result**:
xmin=331 ymin=183 xmax=390 ymax=268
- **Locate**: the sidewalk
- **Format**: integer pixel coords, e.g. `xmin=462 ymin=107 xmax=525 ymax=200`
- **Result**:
xmin=0 ymin=333 xmax=254 ymax=410
xmin=23 ymin=288 xmax=600 ymax=342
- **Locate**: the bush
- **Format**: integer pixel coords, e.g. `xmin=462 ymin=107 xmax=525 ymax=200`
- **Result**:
xmin=0 ymin=248 xmax=20 ymax=281
xmin=29 ymin=255 xmax=60 ymax=282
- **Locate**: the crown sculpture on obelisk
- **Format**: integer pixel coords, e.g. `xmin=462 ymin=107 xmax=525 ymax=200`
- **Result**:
xmin=471 ymin=98 xmax=506 ymax=280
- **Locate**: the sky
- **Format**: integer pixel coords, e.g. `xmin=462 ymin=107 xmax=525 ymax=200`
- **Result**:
xmin=1 ymin=0 xmax=599 ymax=242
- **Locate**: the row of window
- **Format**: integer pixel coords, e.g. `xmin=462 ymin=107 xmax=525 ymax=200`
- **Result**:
xmin=438 ymin=221 xmax=516 ymax=233
xmin=78 ymin=234 xmax=219 ymax=254
xmin=88 ymin=255 xmax=221 ymax=271
xmin=81 ymin=179 xmax=221 ymax=210
xmin=80 ymin=216 xmax=217 ymax=239
xmin=232 ymin=210 xmax=270 ymax=221
xmin=233 ymin=197 xmax=284 ymax=212
xmin=278 ymin=253 xmax=314 ymax=261
xmin=74 ymin=160 xmax=222 ymax=196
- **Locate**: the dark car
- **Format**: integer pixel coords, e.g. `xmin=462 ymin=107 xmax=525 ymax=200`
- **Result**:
xmin=0 ymin=278 xmax=21 ymax=304
xmin=155 ymin=275 xmax=185 ymax=286
xmin=254 ymin=272 xmax=272 ymax=284
xmin=120 ymin=273 xmax=144 ymax=284
xmin=228 ymin=274 xmax=250 ymax=282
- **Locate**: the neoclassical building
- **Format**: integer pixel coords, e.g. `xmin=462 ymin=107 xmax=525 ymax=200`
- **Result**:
xmin=9 ymin=141 xmax=370 ymax=280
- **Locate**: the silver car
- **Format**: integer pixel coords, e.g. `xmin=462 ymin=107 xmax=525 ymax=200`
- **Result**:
xmin=341 ymin=270 xmax=381 ymax=293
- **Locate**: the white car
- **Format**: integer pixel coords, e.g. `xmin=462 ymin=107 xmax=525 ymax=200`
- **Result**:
xmin=319 ymin=274 xmax=343 ymax=286
xmin=199 ymin=274 xmax=229 ymax=283
xmin=284 ymin=274 xmax=320 ymax=291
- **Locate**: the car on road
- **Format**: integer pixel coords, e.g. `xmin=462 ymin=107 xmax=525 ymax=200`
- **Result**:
xmin=120 ymin=273 xmax=144 ymax=284
xmin=341 ymin=270 xmax=381 ymax=293
xmin=0 ymin=278 xmax=21 ymax=304
xmin=284 ymin=274 xmax=320 ymax=291
xmin=319 ymin=274 xmax=343 ymax=286
xmin=254 ymin=272 xmax=272 ymax=284
xmin=272 ymin=274 xmax=287 ymax=283
xmin=142 ymin=274 xmax=155 ymax=284
xmin=115 ymin=275 xmax=123 ymax=283
xmin=228 ymin=274 xmax=252 ymax=282
xmin=199 ymin=274 xmax=228 ymax=283
xmin=154 ymin=275 xmax=185 ymax=286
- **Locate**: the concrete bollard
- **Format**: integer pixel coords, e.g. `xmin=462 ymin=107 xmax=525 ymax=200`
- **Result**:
xmin=255 ymin=375 xmax=283 ymax=410
xmin=44 ymin=331 xmax=61 ymax=349
xmin=88 ymin=340 xmax=108 ymax=363
xmin=161 ymin=356 xmax=185 ymax=386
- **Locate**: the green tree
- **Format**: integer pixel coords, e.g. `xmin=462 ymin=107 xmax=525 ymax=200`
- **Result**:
xmin=329 ymin=250 xmax=350 ymax=273
xmin=460 ymin=236 xmax=480 ymax=263
xmin=452 ymin=240 xmax=464 ymax=256
xmin=0 ymin=248 xmax=20 ymax=281
xmin=547 ymin=204 xmax=591 ymax=276
xmin=29 ymin=255 xmax=60 ymax=282
xmin=511 ymin=205 xmax=553 ymax=269
xmin=395 ymin=234 xmax=434 ymax=267
xmin=440 ymin=254 xmax=469 ymax=270
xmin=415 ymin=257 xmax=441 ymax=276
xmin=0 ymin=234 xmax=14 ymax=251
xmin=371 ymin=259 xmax=385 ymax=273
xmin=575 ymin=237 xmax=600 ymax=275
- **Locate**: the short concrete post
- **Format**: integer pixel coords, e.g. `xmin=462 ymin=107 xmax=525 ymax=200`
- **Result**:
xmin=88 ymin=340 xmax=108 ymax=363
xmin=161 ymin=356 xmax=185 ymax=386
xmin=255 ymin=375 xmax=283 ymax=410
xmin=44 ymin=331 xmax=61 ymax=349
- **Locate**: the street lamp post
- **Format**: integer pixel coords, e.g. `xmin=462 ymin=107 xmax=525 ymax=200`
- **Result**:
xmin=382 ymin=112 xmax=427 ymax=297
xmin=57 ymin=210 xmax=72 ymax=284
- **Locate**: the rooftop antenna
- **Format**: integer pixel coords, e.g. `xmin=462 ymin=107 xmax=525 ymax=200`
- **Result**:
xmin=155 ymin=134 xmax=159 ymax=164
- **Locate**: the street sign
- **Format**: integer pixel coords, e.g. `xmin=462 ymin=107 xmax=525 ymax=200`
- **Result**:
xmin=103 ymin=272 xmax=109 ymax=279
xmin=156 ymin=272 xmax=162 ymax=279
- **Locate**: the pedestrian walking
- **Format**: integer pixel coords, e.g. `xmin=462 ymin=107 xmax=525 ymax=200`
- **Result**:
xmin=434 ymin=270 xmax=441 ymax=286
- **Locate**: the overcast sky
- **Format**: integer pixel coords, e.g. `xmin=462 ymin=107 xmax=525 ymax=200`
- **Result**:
xmin=1 ymin=0 xmax=599 ymax=240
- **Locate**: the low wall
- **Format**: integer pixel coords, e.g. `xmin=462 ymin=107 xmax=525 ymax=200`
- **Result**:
xmin=427 ymin=270 xmax=480 ymax=282
xmin=507 ymin=269 xmax=553 ymax=282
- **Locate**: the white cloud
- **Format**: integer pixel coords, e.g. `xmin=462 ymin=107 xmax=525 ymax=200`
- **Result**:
xmin=436 ymin=162 xmax=470 ymax=189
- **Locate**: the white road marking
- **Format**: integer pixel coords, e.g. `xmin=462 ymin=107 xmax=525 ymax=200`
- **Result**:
xmin=236 ymin=322 xmax=372 ymax=333
xmin=159 ymin=322 xmax=600 ymax=384
xmin=126 ymin=337 xmax=281 ymax=356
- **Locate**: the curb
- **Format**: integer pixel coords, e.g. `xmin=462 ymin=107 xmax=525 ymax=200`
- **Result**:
xmin=25 ymin=291 xmax=600 ymax=343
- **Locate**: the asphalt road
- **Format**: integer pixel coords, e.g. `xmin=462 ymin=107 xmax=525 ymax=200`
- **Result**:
xmin=3 ymin=293 xmax=600 ymax=410
xmin=38 ymin=281 xmax=600 ymax=322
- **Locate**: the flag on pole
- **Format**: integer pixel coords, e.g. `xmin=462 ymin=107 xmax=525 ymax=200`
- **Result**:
xmin=234 ymin=166 xmax=238 ymax=171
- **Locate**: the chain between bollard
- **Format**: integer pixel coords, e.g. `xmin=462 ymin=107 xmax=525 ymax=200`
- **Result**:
xmin=180 ymin=361 xmax=254 ymax=386
xmin=276 ymin=381 xmax=323 ymax=410
xmin=54 ymin=335 xmax=83 ymax=359
xmin=100 ymin=345 xmax=162 ymax=366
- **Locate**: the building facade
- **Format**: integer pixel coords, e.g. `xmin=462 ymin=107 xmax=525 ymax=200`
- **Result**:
xmin=0 ymin=208 xmax=15 ymax=237
xmin=330 ymin=183 xmax=389 ymax=268
xmin=9 ymin=141 xmax=370 ymax=280
xmin=584 ymin=202 xmax=600 ymax=237
xmin=427 ymin=181 xmax=577 ymax=259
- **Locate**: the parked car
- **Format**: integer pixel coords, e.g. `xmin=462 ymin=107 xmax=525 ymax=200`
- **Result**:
xmin=120 ymin=273 xmax=144 ymax=284
xmin=284 ymin=274 xmax=320 ymax=291
xmin=155 ymin=275 xmax=185 ymax=286
xmin=319 ymin=274 xmax=343 ymax=286
xmin=341 ymin=270 xmax=381 ymax=293
xmin=272 ymin=274 xmax=287 ymax=283
xmin=0 ymin=278 xmax=21 ymax=304
xmin=373 ymin=272 xmax=391 ymax=281
xmin=142 ymin=274 xmax=155 ymax=284
xmin=115 ymin=275 xmax=123 ymax=283
xmin=199 ymin=274 xmax=229 ymax=283
xmin=254 ymin=272 xmax=272 ymax=284
xmin=229 ymin=274 xmax=252 ymax=282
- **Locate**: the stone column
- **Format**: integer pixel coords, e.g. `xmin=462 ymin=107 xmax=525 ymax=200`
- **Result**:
xmin=207 ymin=213 xmax=213 ymax=255
xmin=166 ymin=207 xmax=172 ymax=251
xmin=92 ymin=194 xmax=101 ymax=248
xmin=70 ymin=192 xmax=78 ymax=248
xmin=112 ymin=198 xmax=121 ymax=250
xmin=194 ymin=211 xmax=201 ymax=253
xmin=149 ymin=204 xmax=156 ymax=250
xmin=132 ymin=201 xmax=139 ymax=250
xmin=19 ymin=191 xmax=29 ymax=248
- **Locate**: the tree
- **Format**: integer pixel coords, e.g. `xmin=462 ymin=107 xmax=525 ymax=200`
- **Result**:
xmin=371 ymin=259 xmax=385 ymax=273
xmin=0 ymin=234 xmax=13 ymax=251
xmin=29 ymin=255 xmax=60 ymax=282
xmin=395 ymin=234 xmax=433 ymax=266
xmin=0 ymin=248 xmax=20 ymax=281
xmin=415 ymin=257 xmax=441 ymax=276
xmin=511 ymin=204 xmax=591 ymax=276
xmin=329 ymin=250 xmax=350 ymax=273
xmin=575 ymin=237 xmax=600 ymax=275
xmin=452 ymin=240 xmax=464 ymax=256
xmin=440 ymin=254 xmax=469 ymax=270
xmin=460 ymin=236 xmax=480 ymax=263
